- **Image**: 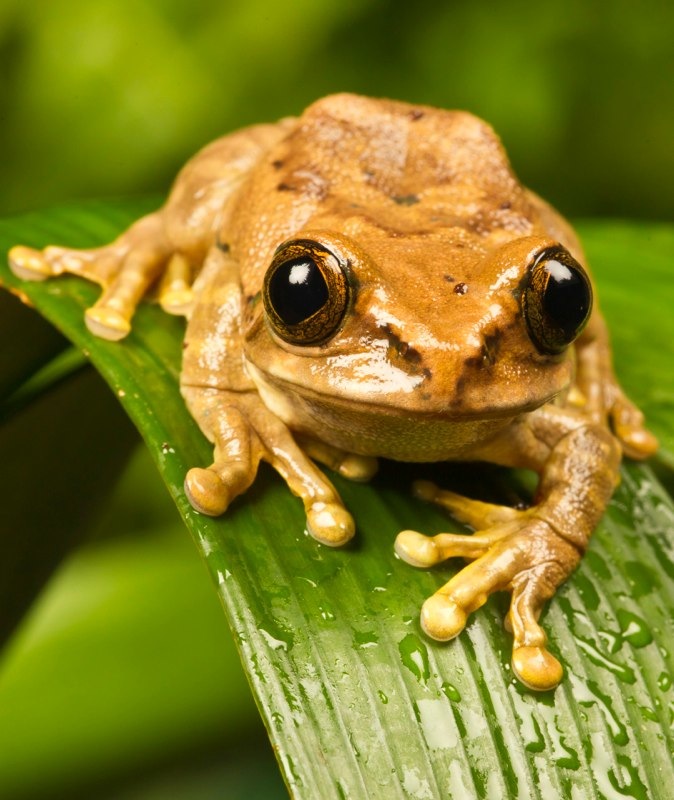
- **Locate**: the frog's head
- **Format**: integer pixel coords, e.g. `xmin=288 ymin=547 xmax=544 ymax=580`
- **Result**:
xmin=243 ymin=228 xmax=592 ymax=460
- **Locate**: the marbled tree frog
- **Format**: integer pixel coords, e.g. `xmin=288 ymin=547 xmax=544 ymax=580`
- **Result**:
xmin=9 ymin=94 xmax=657 ymax=691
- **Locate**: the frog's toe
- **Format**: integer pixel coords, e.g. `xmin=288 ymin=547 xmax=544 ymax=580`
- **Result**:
xmin=512 ymin=646 xmax=563 ymax=691
xmin=160 ymin=286 xmax=194 ymax=316
xmin=297 ymin=436 xmax=378 ymax=482
xmin=8 ymin=246 xmax=54 ymax=281
xmin=615 ymin=423 xmax=659 ymax=460
xmin=420 ymin=594 xmax=468 ymax=641
xmin=504 ymin=557 xmax=570 ymax=690
xmin=412 ymin=480 xmax=441 ymax=503
xmin=306 ymin=502 xmax=355 ymax=547
xmin=159 ymin=253 xmax=194 ymax=316
xmin=395 ymin=527 xmax=505 ymax=566
xmin=85 ymin=306 xmax=132 ymax=341
xmin=609 ymin=393 xmax=659 ymax=459
xmin=184 ymin=467 xmax=232 ymax=516
xmin=395 ymin=530 xmax=445 ymax=567
xmin=413 ymin=480 xmax=525 ymax=528
xmin=336 ymin=453 xmax=378 ymax=482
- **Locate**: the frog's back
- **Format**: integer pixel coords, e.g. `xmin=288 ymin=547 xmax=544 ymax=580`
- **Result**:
xmin=294 ymin=93 xmax=519 ymax=197
xmin=228 ymin=93 xmax=534 ymax=292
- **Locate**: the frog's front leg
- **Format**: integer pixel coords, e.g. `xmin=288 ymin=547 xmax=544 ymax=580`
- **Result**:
xmin=395 ymin=407 xmax=621 ymax=690
xmin=181 ymin=245 xmax=356 ymax=547
xmin=8 ymin=212 xmax=182 ymax=340
xmin=182 ymin=386 xmax=355 ymax=546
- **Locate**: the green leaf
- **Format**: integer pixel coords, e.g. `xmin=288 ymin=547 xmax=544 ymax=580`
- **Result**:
xmin=1 ymin=203 xmax=673 ymax=799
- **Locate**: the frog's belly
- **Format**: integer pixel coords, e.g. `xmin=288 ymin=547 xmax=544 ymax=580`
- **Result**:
xmin=251 ymin=369 xmax=513 ymax=461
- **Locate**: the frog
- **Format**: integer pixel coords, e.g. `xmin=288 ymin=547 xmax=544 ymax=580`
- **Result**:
xmin=8 ymin=93 xmax=657 ymax=691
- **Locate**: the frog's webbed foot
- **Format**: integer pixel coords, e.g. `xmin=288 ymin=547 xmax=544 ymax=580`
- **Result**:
xmin=8 ymin=213 xmax=193 ymax=340
xmin=182 ymin=388 xmax=355 ymax=547
xmin=395 ymin=495 xmax=578 ymax=691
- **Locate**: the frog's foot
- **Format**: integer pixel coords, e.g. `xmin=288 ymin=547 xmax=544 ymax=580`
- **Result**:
xmin=8 ymin=212 xmax=183 ymax=340
xmin=182 ymin=390 xmax=355 ymax=547
xmin=296 ymin=435 xmax=379 ymax=482
xmin=395 ymin=512 xmax=580 ymax=691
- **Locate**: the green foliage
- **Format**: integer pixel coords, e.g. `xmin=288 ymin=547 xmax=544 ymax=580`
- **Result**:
xmin=1 ymin=202 xmax=673 ymax=798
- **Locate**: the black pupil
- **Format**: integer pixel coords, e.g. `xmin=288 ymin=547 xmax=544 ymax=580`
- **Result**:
xmin=541 ymin=259 xmax=590 ymax=338
xmin=268 ymin=256 xmax=329 ymax=325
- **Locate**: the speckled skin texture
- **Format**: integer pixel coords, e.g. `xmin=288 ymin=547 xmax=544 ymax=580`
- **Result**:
xmin=9 ymin=94 xmax=657 ymax=690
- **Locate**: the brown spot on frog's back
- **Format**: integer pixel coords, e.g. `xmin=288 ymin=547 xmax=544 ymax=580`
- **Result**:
xmin=392 ymin=194 xmax=420 ymax=206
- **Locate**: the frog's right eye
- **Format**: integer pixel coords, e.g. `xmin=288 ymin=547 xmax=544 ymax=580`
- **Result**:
xmin=522 ymin=247 xmax=592 ymax=354
xmin=263 ymin=240 xmax=350 ymax=346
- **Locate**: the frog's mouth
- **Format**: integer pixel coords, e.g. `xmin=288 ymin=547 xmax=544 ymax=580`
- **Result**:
xmin=245 ymin=349 xmax=572 ymax=421
xmin=245 ymin=360 xmax=569 ymax=462
xmin=245 ymin=360 xmax=551 ymax=462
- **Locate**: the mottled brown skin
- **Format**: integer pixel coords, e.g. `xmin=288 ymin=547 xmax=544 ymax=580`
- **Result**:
xmin=9 ymin=94 xmax=657 ymax=691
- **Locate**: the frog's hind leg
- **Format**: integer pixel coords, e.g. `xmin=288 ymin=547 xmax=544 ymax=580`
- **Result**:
xmin=395 ymin=516 xmax=577 ymax=691
xmin=574 ymin=312 xmax=658 ymax=459
xmin=8 ymin=212 xmax=174 ymax=340
xmin=396 ymin=409 xmax=620 ymax=691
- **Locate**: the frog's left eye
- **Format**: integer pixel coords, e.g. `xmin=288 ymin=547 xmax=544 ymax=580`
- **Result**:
xmin=263 ymin=240 xmax=350 ymax=346
xmin=523 ymin=247 xmax=592 ymax=354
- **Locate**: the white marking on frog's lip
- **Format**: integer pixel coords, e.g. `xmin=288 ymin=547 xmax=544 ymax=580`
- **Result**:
xmin=317 ymin=338 xmax=426 ymax=396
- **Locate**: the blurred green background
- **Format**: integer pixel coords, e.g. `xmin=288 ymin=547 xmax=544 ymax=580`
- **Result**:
xmin=1 ymin=0 xmax=673 ymax=221
xmin=1 ymin=1 xmax=672 ymax=798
